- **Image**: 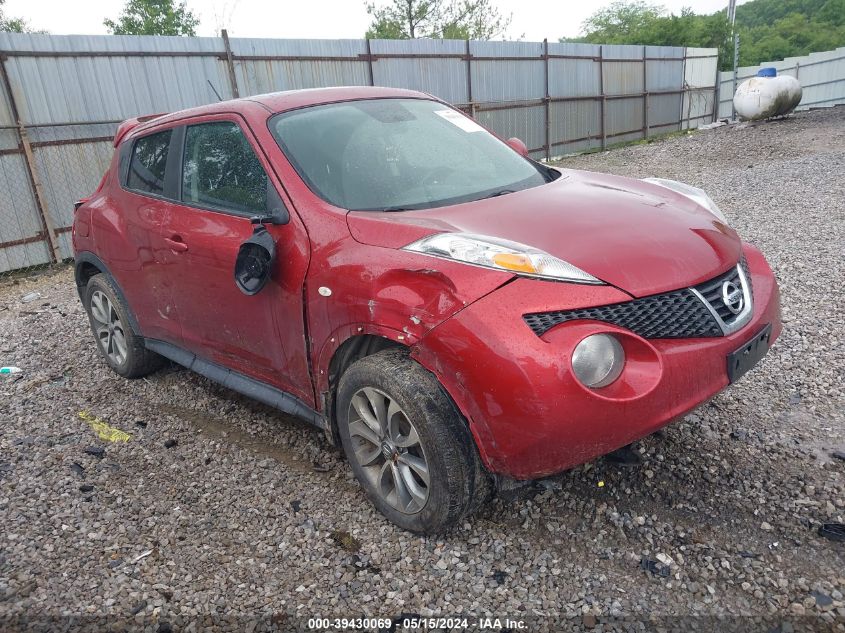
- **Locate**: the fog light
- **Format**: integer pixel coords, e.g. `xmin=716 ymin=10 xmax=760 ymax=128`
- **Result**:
xmin=572 ymin=334 xmax=625 ymax=388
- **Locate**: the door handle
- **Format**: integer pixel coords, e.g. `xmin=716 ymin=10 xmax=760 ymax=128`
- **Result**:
xmin=164 ymin=236 xmax=188 ymax=253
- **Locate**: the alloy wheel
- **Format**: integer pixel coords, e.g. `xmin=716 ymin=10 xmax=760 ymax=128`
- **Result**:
xmin=89 ymin=290 xmax=128 ymax=366
xmin=347 ymin=387 xmax=430 ymax=514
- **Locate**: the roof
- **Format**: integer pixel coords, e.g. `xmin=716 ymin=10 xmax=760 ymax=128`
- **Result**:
xmin=126 ymin=86 xmax=432 ymax=141
xmin=246 ymin=86 xmax=432 ymax=112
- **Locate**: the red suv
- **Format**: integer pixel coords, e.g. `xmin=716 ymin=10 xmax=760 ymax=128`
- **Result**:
xmin=73 ymin=87 xmax=781 ymax=533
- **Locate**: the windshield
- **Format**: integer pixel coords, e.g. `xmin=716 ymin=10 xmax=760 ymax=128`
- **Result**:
xmin=269 ymin=98 xmax=552 ymax=212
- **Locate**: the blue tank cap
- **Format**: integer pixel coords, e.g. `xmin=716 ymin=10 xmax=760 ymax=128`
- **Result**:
xmin=757 ymin=67 xmax=777 ymax=77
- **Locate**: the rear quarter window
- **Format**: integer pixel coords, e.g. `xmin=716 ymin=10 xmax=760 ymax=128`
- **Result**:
xmin=126 ymin=129 xmax=172 ymax=196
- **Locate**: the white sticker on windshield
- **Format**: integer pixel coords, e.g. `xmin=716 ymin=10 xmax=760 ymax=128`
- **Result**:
xmin=434 ymin=109 xmax=484 ymax=133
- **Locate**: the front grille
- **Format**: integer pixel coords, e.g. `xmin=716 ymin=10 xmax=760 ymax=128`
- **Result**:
xmin=694 ymin=264 xmax=743 ymax=322
xmin=523 ymin=258 xmax=752 ymax=339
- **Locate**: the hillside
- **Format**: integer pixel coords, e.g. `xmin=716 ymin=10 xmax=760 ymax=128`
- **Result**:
xmin=567 ymin=0 xmax=845 ymax=69
xmin=735 ymin=0 xmax=845 ymax=65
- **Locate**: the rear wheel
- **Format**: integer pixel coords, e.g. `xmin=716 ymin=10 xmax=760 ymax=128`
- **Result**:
xmin=336 ymin=348 xmax=491 ymax=533
xmin=84 ymin=274 xmax=163 ymax=378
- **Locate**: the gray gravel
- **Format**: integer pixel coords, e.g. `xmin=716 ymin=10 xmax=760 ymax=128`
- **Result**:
xmin=1 ymin=108 xmax=844 ymax=632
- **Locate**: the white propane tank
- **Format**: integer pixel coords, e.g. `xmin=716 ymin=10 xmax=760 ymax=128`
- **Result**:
xmin=733 ymin=67 xmax=803 ymax=121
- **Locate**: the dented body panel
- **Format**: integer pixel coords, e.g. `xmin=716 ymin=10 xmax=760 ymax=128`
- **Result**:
xmin=304 ymin=232 xmax=514 ymax=401
xmin=412 ymin=244 xmax=781 ymax=478
xmin=347 ymin=169 xmax=743 ymax=298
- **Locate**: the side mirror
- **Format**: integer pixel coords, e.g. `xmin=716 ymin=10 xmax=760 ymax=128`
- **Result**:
xmin=506 ymin=137 xmax=529 ymax=157
xmin=234 ymin=219 xmax=277 ymax=296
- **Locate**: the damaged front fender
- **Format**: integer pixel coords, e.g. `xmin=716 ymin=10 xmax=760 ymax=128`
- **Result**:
xmin=308 ymin=244 xmax=514 ymax=403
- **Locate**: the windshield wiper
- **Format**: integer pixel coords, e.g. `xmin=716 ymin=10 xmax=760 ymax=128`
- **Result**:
xmin=373 ymin=189 xmax=515 ymax=212
xmin=482 ymin=189 xmax=516 ymax=199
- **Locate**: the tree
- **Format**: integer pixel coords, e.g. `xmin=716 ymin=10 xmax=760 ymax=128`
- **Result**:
xmin=567 ymin=0 xmax=845 ymax=70
xmin=738 ymin=11 xmax=845 ymax=66
xmin=104 ymin=0 xmax=199 ymax=36
xmin=365 ymin=0 xmax=510 ymax=40
xmin=564 ymin=2 xmax=732 ymax=69
xmin=0 ymin=0 xmax=42 ymax=32
xmin=575 ymin=1 xmax=663 ymax=44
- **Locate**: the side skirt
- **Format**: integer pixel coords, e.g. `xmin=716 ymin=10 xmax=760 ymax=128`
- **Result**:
xmin=143 ymin=338 xmax=327 ymax=431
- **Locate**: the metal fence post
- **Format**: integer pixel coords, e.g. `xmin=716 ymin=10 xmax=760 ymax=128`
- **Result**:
xmin=0 ymin=56 xmax=62 ymax=263
xmin=465 ymin=39 xmax=474 ymax=117
xmin=731 ymin=33 xmax=740 ymax=120
xmin=599 ymin=45 xmax=606 ymax=150
xmin=543 ymin=38 xmax=550 ymax=160
xmin=366 ymin=38 xmax=375 ymax=86
xmin=642 ymin=45 xmax=648 ymax=139
xmin=712 ymin=57 xmax=722 ymax=123
xmin=221 ymin=29 xmax=240 ymax=99
xmin=680 ymin=49 xmax=688 ymax=130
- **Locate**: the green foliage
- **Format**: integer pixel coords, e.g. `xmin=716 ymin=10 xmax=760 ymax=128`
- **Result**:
xmin=575 ymin=1 xmax=664 ymax=43
xmin=735 ymin=0 xmax=845 ymax=29
xmin=365 ymin=0 xmax=510 ymax=40
xmin=567 ymin=0 xmax=845 ymax=70
xmin=737 ymin=4 xmax=845 ymax=66
xmin=0 ymin=16 xmax=27 ymax=32
xmin=104 ymin=0 xmax=199 ymax=36
xmin=563 ymin=2 xmax=732 ymax=68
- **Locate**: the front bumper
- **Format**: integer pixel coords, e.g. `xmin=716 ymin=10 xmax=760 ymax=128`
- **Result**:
xmin=411 ymin=244 xmax=781 ymax=480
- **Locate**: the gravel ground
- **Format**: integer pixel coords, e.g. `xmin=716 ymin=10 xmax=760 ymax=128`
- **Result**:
xmin=1 ymin=108 xmax=844 ymax=632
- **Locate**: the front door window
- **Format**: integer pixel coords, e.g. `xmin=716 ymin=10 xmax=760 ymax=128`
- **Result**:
xmin=181 ymin=121 xmax=268 ymax=215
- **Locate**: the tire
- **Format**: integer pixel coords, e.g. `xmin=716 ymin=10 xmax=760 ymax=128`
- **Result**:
xmin=336 ymin=348 xmax=491 ymax=533
xmin=83 ymin=273 xmax=163 ymax=378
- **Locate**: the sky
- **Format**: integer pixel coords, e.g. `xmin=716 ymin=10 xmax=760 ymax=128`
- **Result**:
xmin=6 ymin=0 xmax=741 ymax=41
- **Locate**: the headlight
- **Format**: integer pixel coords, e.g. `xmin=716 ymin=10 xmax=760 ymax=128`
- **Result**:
xmin=643 ymin=177 xmax=728 ymax=224
xmin=572 ymin=334 xmax=624 ymax=388
xmin=403 ymin=232 xmax=603 ymax=284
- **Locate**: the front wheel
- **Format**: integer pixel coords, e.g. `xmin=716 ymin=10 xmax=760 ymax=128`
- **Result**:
xmin=83 ymin=274 xmax=163 ymax=378
xmin=336 ymin=348 xmax=490 ymax=533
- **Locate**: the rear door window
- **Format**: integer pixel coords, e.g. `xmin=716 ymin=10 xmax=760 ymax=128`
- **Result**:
xmin=181 ymin=121 xmax=268 ymax=215
xmin=126 ymin=129 xmax=172 ymax=196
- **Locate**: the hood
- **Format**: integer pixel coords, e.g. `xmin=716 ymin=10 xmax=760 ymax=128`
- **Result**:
xmin=346 ymin=169 xmax=742 ymax=298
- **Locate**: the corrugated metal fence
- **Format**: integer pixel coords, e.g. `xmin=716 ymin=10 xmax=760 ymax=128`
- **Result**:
xmin=0 ymin=32 xmax=717 ymax=274
xmin=717 ymin=46 xmax=845 ymax=119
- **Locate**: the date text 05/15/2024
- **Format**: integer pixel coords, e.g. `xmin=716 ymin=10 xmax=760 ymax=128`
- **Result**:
xmin=306 ymin=617 xmax=527 ymax=630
